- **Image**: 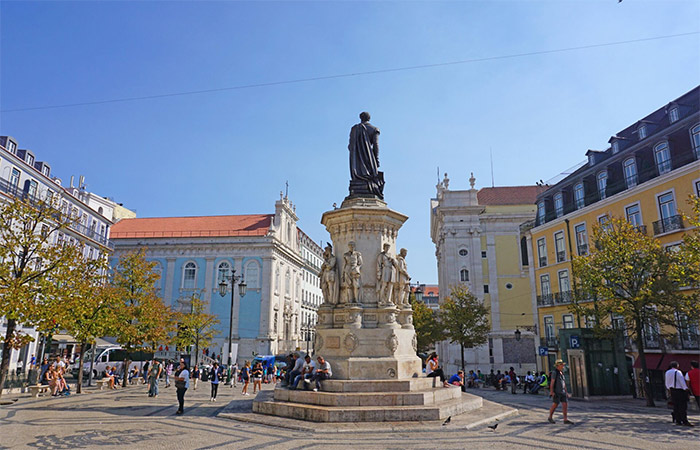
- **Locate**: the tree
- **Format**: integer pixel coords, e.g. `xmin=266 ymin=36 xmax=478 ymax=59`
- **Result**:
xmin=410 ymin=293 xmax=444 ymax=354
xmin=571 ymin=217 xmax=696 ymax=407
xmin=439 ymin=285 xmax=490 ymax=371
xmin=111 ymin=249 xmax=175 ymax=387
xmin=172 ymin=295 xmax=220 ymax=367
xmin=0 ymin=196 xmax=83 ymax=398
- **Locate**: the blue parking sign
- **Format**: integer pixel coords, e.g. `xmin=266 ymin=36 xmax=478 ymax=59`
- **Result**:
xmin=538 ymin=346 xmax=548 ymax=356
xmin=569 ymin=335 xmax=581 ymax=349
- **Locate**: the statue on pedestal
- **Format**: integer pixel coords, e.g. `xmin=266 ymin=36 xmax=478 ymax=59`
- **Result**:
xmin=342 ymin=241 xmax=362 ymax=304
xmin=320 ymin=244 xmax=339 ymax=305
xmin=394 ymin=248 xmax=411 ymax=307
xmin=376 ymin=243 xmax=397 ymax=305
xmin=348 ymin=112 xmax=384 ymax=199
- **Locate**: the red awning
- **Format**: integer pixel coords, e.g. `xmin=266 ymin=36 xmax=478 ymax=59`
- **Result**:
xmin=634 ymin=353 xmax=699 ymax=372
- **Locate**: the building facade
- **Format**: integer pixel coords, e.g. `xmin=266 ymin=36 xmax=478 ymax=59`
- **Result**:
xmin=530 ymin=86 xmax=700 ymax=398
xmin=430 ymin=173 xmax=543 ymax=375
xmin=110 ymin=194 xmax=324 ymax=364
xmin=299 ymin=230 xmax=323 ymax=354
xmin=0 ymin=136 xmax=115 ymax=372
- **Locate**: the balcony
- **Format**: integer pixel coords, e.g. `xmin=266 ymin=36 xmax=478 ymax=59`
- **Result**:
xmin=634 ymin=225 xmax=647 ymax=235
xmin=577 ymin=244 xmax=588 ymax=256
xmin=652 ymin=215 xmax=683 ymax=235
xmin=556 ymin=251 xmax=566 ymax=263
xmin=542 ymin=336 xmax=559 ymax=349
xmin=0 ymin=177 xmax=42 ymax=205
xmin=539 ymin=257 xmax=547 ymax=267
xmin=537 ymin=293 xmax=554 ymax=306
xmin=554 ymin=290 xmax=574 ymax=304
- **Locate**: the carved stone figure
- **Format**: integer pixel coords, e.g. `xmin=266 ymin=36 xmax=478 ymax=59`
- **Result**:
xmin=320 ymin=244 xmax=339 ymax=305
xmin=394 ymin=248 xmax=411 ymax=306
xmin=348 ymin=111 xmax=384 ymax=198
xmin=342 ymin=241 xmax=363 ymax=303
xmin=376 ymin=243 xmax=397 ymax=305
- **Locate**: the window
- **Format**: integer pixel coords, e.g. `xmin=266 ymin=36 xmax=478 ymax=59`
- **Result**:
xmin=563 ymin=314 xmax=575 ymax=329
xmin=625 ymin=204 xmax=642 ymax=227
xmin=27 ymin=180 xmax=37 ymax=198
xmin=554 ymin=231 xmax=566 ymax=263
xmin=597 ymin=171 xmax=607 ymax=200
xmin=183 ymin=262 xmax=197 ymax=289
xmin=554 ymin=193 xmax=563 ymax=217
xmin=285 ymin=269 xmax=291 ymax=295
xmin=537 ymin=238 xmax=547 ymax=267
xmin=483 ymin=285 xmax=489 ymax=294
xmin=26 ymin=154 xmax=34 ymax=166
xmin=669 ymin=107 xmax=679 ymax=123
xmin=544 ymin=316 xmax=555 ymax=340
xmin=7 ymin=141 xmax=17 ymax=154
xmin=657 ymin=191 xmax=676 ymax=222
xmin=42 ymin=165 xmax=50 ymax=177
xmin=537 ymin=201 xmax=545 ymax=224
xmin=245 ymin=261 xmax=260 ymax=289
xmin=696 ymin=180 xmax=700 ymax=197
xmin=623 ymin=158 xmax=637 ymax=188
xmin=10 ymin=168 xmax=20 ymax=187
xmin=520 ymin=236 xmax=529 ymax=266
xmin=638 ymin=124 xmax=647 ymax=140
xmin=558 ymin=270 xmax=571 ymax=293
xmin=611 ymin=141 xmax=619 ymax=154
xmin=460 ymin=269 xmax=469 ymax=282
xmin=217 ymin=261 xmax=230 ymax=285
xmin=574 ymin=183 xmax=584 ymax=209
xmin=574 ymin=223 xmax=588 ymax=255
xmin=540 ymin=274 xmax=551 ymax=296
xmin=691 ymin=124 xmax=700 ymax=159
xmin=481 ymin=251 xmax=487 ymax=258
xmin=458 ymin=248 xmax=468 ymax=256
xmin=654 ymin=142 xmax=672 ymax=174
xmin=598 ymin=214 xmax=611 ymax=231
xmin=584 ymin=315 xmax=596 ymax=329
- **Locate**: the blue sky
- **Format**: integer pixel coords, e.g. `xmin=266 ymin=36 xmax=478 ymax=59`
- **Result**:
xmin=1 ymin=1 xmax=699 ymax=284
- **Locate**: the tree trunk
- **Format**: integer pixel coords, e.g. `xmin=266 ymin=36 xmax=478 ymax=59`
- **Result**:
xmin=195 ymin=336 xmax=199 ymax=368
xmin=88 ymin=344 xmax=95 ymax=387
xmin=76 ymin=340 xmax=87 ymax=394
xmin=635 ymin=324 xmax=655 ymax=407
xmin=460 ymin=343 xmax=465 ymax=371
xmin=122 ymin=357 xmax=131 ymax=387
xmin=0 ymin=320 xmax=17 ymax=399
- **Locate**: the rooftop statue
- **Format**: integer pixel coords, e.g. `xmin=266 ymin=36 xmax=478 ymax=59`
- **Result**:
xmin=348 ymin=112 xmax=384 ymax=199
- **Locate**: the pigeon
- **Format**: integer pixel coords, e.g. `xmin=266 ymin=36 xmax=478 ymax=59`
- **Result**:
xmin=488 ymin=423 xmax=499 ymax=431
xmin=442 ymin=416 xmax=451 ymax=426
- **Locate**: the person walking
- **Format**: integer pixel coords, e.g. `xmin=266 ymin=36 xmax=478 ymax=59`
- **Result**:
xmin=174 ymin=360 xmax=190 ymax=415
xmin=165 ymin=361 xmax=172 ymax=388
xmin=548 ymin=359 xmax=573 ymax=424
xmin=685 ymin=360 xmax=700 ymax=411
xmin=240 ymin=361 xmax=251 ymax=395
xmin=230 ymin=362 xmax=238 ymax=388
xmin=210 ymin=361 xmax=223 ymax=402
xmin=666 ymin=361 xmax=693 ymax=426
xmin=251 ymin=362 xmax=264 ymax=394
xmin=509 ymin=367 xmax=518 ymax=394
xmin=191 ymin=366 xmax=200 ymax=391
xmin=148 ymin=359 xmax=162 ymax=398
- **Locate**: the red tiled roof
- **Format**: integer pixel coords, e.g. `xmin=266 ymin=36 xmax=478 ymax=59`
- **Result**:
xmin=111 ymin=214 xmax=273 ymax=239
xmin=411 ymin=285 xmax=439 ymax=297
xmin=477 ymin=186 xmax=545 ymax=206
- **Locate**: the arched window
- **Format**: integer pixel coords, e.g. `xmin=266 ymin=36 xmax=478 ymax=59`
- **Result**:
xmin=244 ymin=261 xmax=260 ymax=289
xmin=217 ymin=261 xmax=230 ymax=285
xmin=554 ymin=193 xmax=563 ymax=217
xmin=623 ymin=158 xmax=637 ymax=188
xmin=638 ymin=124 xmax=647 ymax=140
xmin=537 ymin=201 xmax=545 ymax=224
xmin=460 ymin=269 xmax=469 ymax=282
xmin=654 ymin=142 xmax=672 ymax=174
xmin=574 ymin=183 xmax=585 ymax=209
xmin=597 ymin=171 xmax=607 ymax=200
xmin=183 ymin=262 xmax=197 ymax=289
xmin=691 ymin=124 xmax=700 ymax=159
xmin=520 ymin=237 xmax=529 ymax=266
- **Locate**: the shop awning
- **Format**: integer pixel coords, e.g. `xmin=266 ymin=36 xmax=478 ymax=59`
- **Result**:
xmin=634 ymin=353 xmax=699 ymax=372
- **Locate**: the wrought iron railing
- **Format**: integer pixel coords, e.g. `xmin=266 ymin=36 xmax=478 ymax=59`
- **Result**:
xmin=577 ymin=244 xmax=588 ymax=256
xmin=556 ymin=251 xmax=566 ymax=263
xmin=652 ymin=215 xmax=683 ymax=235
xmin=539 ymin=257 xmax=547 ymax=267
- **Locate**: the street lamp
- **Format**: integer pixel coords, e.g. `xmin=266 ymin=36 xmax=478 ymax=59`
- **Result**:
xmin=218 ymin=269 xmax=247 ymax=371
xmin=411 ymin=282 xmax=423 ymax=303
xmin=514 ymin=328 xmax=522 ymax=341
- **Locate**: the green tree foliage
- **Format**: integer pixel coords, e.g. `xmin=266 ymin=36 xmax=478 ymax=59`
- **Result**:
xmin=571 ymin=217 xmax=697 ymax=407
xmin=110 ymin=249 xmax=175 ymax=386
xmin=0 ymin=196 xmax=84 ymax=398
xmin=439 ymin=285 xmax=490 ymax=371
xmin=410 ymin=293 xmax=444 ymax=354
xmin=677 ymin=195 xmax=700 ymax=290
xmin=172 ymin=295 xmax=220 ymax=367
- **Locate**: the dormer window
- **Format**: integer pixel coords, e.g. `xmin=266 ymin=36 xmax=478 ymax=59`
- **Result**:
xmin=611 ymin=141 xmax=619 ymax=154
xmin=554 ymin=193 xmax=563 ymax=217
xmin=42 ymin=165 xmax=50 ymax=177
xmin=669 ymin=107 xmax=679 ymax=123
xmin=26 ymin=154 xmax=34 ymax=166
xmin=638 ymin=124 xmax=647 ymax=140
xmin=8 ymin=141 xmax=17 ymax=154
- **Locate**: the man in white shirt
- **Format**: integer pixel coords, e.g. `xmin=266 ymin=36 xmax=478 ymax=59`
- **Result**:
xmin=665 ymin=361 xmax=693 ymax=427
xmin=291 ymin=355 xmax=315 ymax=390
xmin=311 ymin=356 xmax=332 ymax=392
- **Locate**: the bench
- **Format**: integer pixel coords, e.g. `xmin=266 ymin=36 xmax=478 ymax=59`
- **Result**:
xmin=29 ymin=385 xmax=51 ymax=398
xmin=96 ymin=379 xmax=110 ymax=390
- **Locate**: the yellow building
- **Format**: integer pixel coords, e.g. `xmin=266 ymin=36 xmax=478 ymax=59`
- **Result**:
xmin=431 ymin=173 xmax=544 ymax=375
xmin=529 ymin=86 xmax=700 ymax=397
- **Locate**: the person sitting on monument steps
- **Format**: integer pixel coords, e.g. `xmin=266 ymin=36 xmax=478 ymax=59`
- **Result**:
xmin=285 ymin=353 xmax=304 ymax=388
xmin=449 ymin=370 xmax=466 ymax=392
xmin=291 ymin=355 xmax=315 ymax=390
xmin=311 ymin=356 xmax=332 ymax=392
xmin=426 ymin=352 xmax=449 ymax=387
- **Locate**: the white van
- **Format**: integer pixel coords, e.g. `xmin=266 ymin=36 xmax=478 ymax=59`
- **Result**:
xmin=72 ymin=347 xmax=153 ymax=379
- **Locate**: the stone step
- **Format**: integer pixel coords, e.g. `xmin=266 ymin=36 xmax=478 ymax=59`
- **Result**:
xmin=273 ymin=385 xmax=462 ymax=407
xmin=253 ymin=391 xmax=482 ymax=422
xmin=319 ymin=377 xmax=441 ymax=393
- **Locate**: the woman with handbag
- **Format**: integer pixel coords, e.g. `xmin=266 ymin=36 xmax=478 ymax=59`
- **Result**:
xmin=174 ymin=361 xmax=190 ymax=415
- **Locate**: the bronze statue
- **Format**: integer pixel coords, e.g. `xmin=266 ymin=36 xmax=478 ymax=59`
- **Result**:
xmin=348 ymin=112 xmax=384 ymax=198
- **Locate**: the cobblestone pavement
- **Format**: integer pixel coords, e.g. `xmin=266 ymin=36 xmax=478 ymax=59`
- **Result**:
xmin=0 ymin=381 xmax=697 ymax=449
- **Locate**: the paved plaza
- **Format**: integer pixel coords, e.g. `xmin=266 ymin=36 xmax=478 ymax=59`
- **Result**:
xmin=0 ymin=380 xmax=698 ymax=450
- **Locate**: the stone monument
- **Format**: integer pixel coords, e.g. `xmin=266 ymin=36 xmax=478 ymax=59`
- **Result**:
xmin=253 ymin=113 xmax=482 ymax=422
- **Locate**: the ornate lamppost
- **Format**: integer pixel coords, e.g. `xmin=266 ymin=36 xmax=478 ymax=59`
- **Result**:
xmin=218 ymin=269 xmax=247 ymax=372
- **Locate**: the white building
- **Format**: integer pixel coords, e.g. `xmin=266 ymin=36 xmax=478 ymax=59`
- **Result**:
xmin=0 ymin=135 xmax=115 ymax=373
xmin=299 ymin=230 xmax=323 ymax=354
xmin=110 ymin=193 xmax=324 ymax=364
